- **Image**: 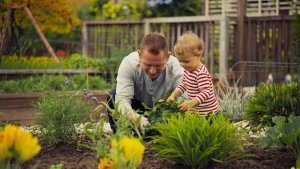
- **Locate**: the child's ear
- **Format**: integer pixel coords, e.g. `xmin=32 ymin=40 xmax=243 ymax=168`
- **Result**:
xmin=196 ymin=51 xmax=203 ymax=57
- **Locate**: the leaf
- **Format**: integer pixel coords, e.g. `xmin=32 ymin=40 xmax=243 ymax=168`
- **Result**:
xmin=272 ymin=116 xmax=286 ymax=126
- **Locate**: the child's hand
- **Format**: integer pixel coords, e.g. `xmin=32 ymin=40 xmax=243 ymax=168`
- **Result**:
xmin=178 ymin=101 xmax=192 ymax=111
xmin=178 ymin=99 xmax=198 ymax=112
xmin=166 ymin=95 xmax=175 ymax=103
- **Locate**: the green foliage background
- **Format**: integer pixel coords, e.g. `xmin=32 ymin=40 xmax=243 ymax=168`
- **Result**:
xmin=244 ymin=82 xmax=300 ymax=127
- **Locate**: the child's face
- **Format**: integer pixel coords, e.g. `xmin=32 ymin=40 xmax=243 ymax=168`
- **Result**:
xmin=176 ymin=51 xmax=202 ymax=72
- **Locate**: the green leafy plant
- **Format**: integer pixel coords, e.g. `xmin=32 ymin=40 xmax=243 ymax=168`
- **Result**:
xmin=259 ymin=115 xmax=300 ymax=168
xmin=0 ymin=74 xmax=110 ymax=94
xmin=244 ymin=82 xmax=300 ymax=127
xmin=143 ymin=95 xmax=181 ymax=125
xmin=103 ymin=100 xmax=144 ymax=138
xmin=33 ymin=92 xmax=93 ymax=146
xmin=80 ymin=120 xmax=111 ymax=158
xmin=150 ymin=113 xmax=251 ymax=168
xmin=49 ymin=163 xmax=63 ymax=169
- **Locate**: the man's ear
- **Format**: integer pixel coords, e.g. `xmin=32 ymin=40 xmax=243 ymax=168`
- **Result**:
xmin=166 ymin=51 xmax=171 ymax=60
xmin=138 ymin=49 xmax=141 ymax=56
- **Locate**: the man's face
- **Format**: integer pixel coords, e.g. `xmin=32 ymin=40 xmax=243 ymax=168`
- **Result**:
xmin=139 ymin=49 xmax=169 ymax=80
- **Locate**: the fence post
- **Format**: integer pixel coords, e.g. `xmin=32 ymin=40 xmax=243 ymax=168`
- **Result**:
xmin=144 ymin=20 xmax=150 ymax=35
xmin=82 ymin=22 xmax=88 ymax=56
xmin=219 ymin=16 xmax=229 ymax=83
xmin=205 ymin=0 xmax=209 ymax=16
xmin=237 ymin=0 xmax=246 ymax=72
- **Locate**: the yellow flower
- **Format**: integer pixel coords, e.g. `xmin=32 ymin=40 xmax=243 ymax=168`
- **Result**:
xmin=0 ymin=131 xmax=10 ymax=161
xmin=98 ymin=157 xmax=114 ymax=169
xmin=116 ymin=137 xmax=145 ymax=165
xmin=111 ymin=139 xmax=117 ymax=148
xmin=14 ymin=129 xmax=41 ymax=161
xmin=3 ymin=124 xmax=19 ymax=148
xmin=0 ymin=125 xmax=20 ymax=161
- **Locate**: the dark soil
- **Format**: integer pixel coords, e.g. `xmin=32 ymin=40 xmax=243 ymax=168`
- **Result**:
xmin=23 ymin=143 xmax=296 ymax=169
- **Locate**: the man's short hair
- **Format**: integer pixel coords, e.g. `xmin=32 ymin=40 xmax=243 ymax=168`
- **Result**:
xmin=139 ymin=32 xmax=168 ymax=55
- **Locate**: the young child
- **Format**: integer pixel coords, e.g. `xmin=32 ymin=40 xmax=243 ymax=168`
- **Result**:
xmin=167 ymin=31 xmax=219 ymax=115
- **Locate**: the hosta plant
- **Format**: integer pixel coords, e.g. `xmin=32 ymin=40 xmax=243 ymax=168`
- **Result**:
xmin=259 ymin=115 xmax=300 ymax=168
xmin=33 ymin=92 xmax=93 ymax=146
xmin=150 ymin=113 xmax=251 ymax=168
xmin=244 ymin=82 xmax=300 ymax=127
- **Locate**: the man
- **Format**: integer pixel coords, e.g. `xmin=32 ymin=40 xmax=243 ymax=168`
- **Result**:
xmin=107 ymin=32 xmax=183 ymax=133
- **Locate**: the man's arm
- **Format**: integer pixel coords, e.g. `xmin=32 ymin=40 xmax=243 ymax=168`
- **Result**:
xmin=115 ymin=56 xmax=135 ymax=115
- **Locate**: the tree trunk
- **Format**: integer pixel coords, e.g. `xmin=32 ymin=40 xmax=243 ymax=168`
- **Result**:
xmin=23 ymin=5 xmax=60 ymax=63
xmin=0 ymin=9 xmax=13 ymax=62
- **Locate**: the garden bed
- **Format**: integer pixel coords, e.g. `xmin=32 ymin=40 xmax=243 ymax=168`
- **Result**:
xmin=0 ymin=91 xmax=108 ymax=125
xmin=22 ymin=142 xmax=295 ymax=169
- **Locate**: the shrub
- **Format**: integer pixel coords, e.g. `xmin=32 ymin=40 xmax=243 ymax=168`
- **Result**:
xmin=33 ymin=92 xmax=93 ymax=145
xmin=216 ymin=79 xmax=248 ymax=122
xmin=150 ymin=113 xmax=249 ymax=168
xmin=259 ymin=115 xmax=300 ymax=168
xmin=0 ymin=74 xmax=110 ymax=94
xmin=244 ymin=82 xmax=300 ymax=127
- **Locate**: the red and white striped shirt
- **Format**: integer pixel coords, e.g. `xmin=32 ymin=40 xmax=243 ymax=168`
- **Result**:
xmin=176 ymin=65 xmax=219 ymax=114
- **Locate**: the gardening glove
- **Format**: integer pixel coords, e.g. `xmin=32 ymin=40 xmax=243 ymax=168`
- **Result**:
xmin=127 ymin=112 xmax=150 ymax=135
xmin=139 ymin=116 xmax=150 ymax=135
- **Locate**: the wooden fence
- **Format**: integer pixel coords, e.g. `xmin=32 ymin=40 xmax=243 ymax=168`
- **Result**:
xmin=82 ymin=15 xmax=230 ymax=79
xmin=239 ymin=16 xmax=293 ymax=63
xmin=232 ymin=15 xmax=297 ymax=86
xmin=206 ymin=0 xmax=300 ymax=17
xmin=81 ymin=1 xmax=298 ymax=86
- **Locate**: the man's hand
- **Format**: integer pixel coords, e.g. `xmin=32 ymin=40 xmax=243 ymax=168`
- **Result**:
xmin=127 ymin=111 xmax=136 ymax=124
xmin=126 ymin=112 xmax=150 ymax=135
xmin=139 ymin=116 xmax=150 ymax=135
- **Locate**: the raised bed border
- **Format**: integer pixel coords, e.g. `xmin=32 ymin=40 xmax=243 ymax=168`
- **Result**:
xmin=0 ymin=90 xmax=108 ymax=126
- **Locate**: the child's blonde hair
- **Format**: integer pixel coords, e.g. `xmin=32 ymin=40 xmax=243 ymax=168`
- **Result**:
xmin=174 ymin=31 xmax=204 ymax=56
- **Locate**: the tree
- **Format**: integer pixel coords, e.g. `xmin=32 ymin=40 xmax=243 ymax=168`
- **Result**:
xmin=99 ymin=0 xmax=150 ymax=20
xmin=0 ymin=0 xmax=80 ymax=56
xmin=147 ymin=0 xmax=203 ymax=17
